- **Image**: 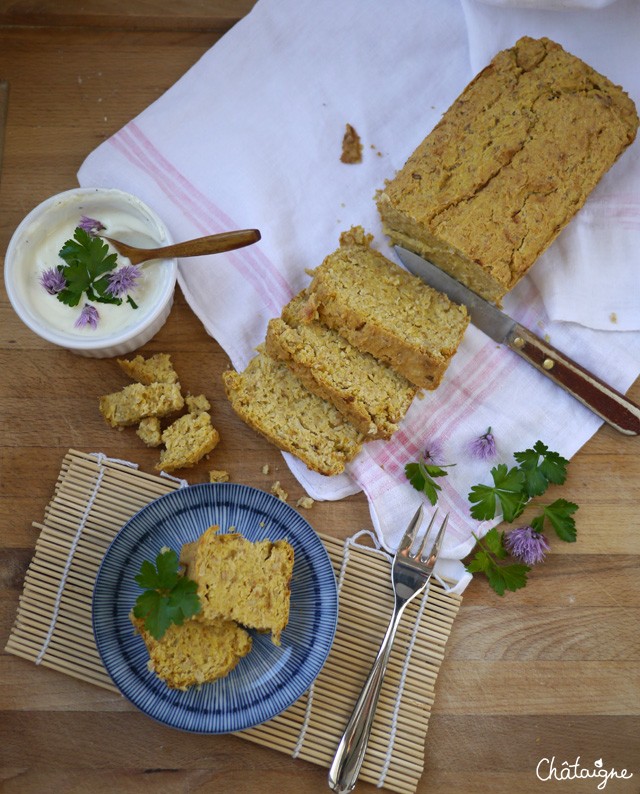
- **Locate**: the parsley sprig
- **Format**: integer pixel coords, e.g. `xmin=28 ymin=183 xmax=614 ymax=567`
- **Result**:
xmin=404 ymin=456 xmax=454 ymax=505
xmin=404 ymin=438 xmax=578 ymax=596
xmin=133 ymin=549 xmax=201 ymax=640
xmin=466 ymin=440 xmax=579 ymax=595
xmin=466 ymin=527 xmax=530 ymax=596
xmin=56 ymin=228 xmax=120 ymax=307
xmin=468 ymin=441 xmax=578 ymax=541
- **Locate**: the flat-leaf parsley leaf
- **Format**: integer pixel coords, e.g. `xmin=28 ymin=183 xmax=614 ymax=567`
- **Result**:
xmin=405 ymin=457 xmax=454 ymax=506
xmin=465 ymin=439 xmax=579 ymax=594
xmin=133 ymin=548 xmax=201 ymax=640
xmin=465 ymin=528 xmax=530 ymax=596
xmin=57 ymin=227 xmax=119 ymax=308
xmin=468 ymin=463 xmax=527 ymax=522
xmin=513 ymin=440 xmax=568 ymax=498
xmin=530 ymin=498 xmax=578 ymax=543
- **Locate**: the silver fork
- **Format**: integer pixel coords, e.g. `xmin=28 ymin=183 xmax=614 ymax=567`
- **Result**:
xmin=328 ymin=506 xmax=449 ymax=794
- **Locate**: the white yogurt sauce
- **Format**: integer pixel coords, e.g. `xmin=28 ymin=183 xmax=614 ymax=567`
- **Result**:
xmin=15 ymin=197 xmax=171 ymax=340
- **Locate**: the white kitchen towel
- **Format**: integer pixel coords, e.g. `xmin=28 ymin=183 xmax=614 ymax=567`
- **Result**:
xmin=78 ymin=0 xmax=640 ymax=592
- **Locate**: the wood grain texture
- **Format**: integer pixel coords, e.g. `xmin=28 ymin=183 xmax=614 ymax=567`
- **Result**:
xmin=1 ymin=4 xmax=639 ymax=793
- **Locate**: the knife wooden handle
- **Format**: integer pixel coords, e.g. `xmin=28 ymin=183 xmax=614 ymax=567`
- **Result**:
xmin=506 ymin=325 xmax=640 ymax=435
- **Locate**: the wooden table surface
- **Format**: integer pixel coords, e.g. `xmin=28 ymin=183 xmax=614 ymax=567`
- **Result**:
xmin=1 ymin=3 xmax=639 ymax=793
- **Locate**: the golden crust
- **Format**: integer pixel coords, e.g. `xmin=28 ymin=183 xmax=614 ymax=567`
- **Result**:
xmin=377 ymin=36 xmax=639 ymax=303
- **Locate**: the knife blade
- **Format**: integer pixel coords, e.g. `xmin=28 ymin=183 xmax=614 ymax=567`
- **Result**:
xmin=395 ymin=245 xmax=640 ymax=436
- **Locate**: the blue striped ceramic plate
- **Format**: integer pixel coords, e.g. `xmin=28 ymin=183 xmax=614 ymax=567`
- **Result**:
xmin=92 ymin=482 xmax=338 ymax=733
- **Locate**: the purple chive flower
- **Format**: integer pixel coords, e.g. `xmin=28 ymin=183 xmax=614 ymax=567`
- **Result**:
xmin=504 ymin=526 xmax=550 ymax=565
xmin=469 ymin=427 xmax=497 ymax=461
xmin=78 ymin=216 xmax=106 ymax=236
xmin=422 ymin=441 xmax=444 ymax=465
xmin=106 ymin=265 xmax=142 ymax=297
xmin=39 ymin=267 xmax=67 ymax=295
xmin=74 ymin=304 xmax=100 ymax=330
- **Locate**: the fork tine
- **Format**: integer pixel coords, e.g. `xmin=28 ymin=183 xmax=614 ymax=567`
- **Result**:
xmin=415 ymin=510 xmax=439 ymax=559
xmin=420 ymin=512 xmax=449 ymax=564
xmin=398 ymin=505 xmax=424 ymax=553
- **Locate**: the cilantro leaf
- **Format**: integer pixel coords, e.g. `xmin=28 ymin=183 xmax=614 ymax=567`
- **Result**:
xmin=166 ymin=576 xmax=201 ymax=623
xmin=405 ymin=458 xmax=453 ymax=506
xmin=134 ymin=558 xmax=163 ymax=590
xmin=133 ymin=549 xmax=201 ymax=640
xmin=468 ymin=464 xmax=527 ymax=522
xmin=155 ymin=547 xmax=181 ymax=587
xmin=56 ymin=227 xmax=118 ymax=309
xmin=56 ymin=259 xmax=93 ymax=307
xmin=514 ymin=441 xmax=568 ymax=497
xmin=465 ymin=440 xmax=579 ymax=595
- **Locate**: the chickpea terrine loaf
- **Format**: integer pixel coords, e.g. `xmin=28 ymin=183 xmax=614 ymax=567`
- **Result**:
xmin=222 ymin=349 xmax=364 ymax=475
xmin=305 ymin=231 xmax=469 ymax=390
xmin=377 ymin=36 xmax=639 ymax=304
xmin=265 ymin=292 xmax=417 ymax=439
xmin=130 ymin=613 xmax=252 ymax=690
xmin=184 ymin=527 xmax=294 ymax=646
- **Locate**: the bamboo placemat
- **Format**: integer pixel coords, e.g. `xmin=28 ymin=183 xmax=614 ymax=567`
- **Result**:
xmin=6 ymin=449 xmax=462 ymax=794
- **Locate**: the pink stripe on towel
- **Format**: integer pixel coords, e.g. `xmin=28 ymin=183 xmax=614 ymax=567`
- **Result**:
xmin=109 ymin=124 xmax=293 ymax=314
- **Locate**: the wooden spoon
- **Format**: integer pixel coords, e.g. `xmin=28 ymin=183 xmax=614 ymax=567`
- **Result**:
xmin=102 ymin=228 xmax=261 ymax=265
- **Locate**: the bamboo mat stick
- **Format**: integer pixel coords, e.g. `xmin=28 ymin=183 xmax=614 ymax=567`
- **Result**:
xmin=5 ymin=449 xmax=462 ymax=794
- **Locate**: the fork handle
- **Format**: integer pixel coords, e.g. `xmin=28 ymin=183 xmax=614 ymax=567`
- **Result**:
xmin=328 ymin=597 xmax=410 ymax=794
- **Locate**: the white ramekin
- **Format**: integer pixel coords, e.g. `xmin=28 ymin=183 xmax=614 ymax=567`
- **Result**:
xmin=4 ymin=187 xmax=178 ymax=358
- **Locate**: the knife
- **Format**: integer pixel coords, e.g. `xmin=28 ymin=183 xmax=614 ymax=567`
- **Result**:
xmin=395 ymin=245 xmax=640 ymax=436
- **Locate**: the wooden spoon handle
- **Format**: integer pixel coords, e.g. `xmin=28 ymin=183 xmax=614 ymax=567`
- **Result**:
xmin=111 ymin=229 xmax=261 ymax=264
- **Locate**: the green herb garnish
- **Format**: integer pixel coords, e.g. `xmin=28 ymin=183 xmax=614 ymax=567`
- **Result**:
xmin=466 ymin=528 xmax=530 ymax=596
xmin=465 ymin=440 xmax=579 ymax=596
xmin=133 ymin=549 xmax=201 ymax=640
xmin=530 ymin=498 xmax=579 ymax=543
xmin=514 ymin=440 xmax=569 ymax=497
xmin=468 ymin=463 xmax=527 ymax=522
xmin=56 ymin=228 xmax=120 ymax=307
xmin=468 ymin=440 xmax=577 ymax=540
xmin=405 ymin=456 xmax=454 ymax=506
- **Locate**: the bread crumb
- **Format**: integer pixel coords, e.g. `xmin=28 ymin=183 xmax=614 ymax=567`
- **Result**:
xmin=186 ymin=393 xmax=211 ymax=414
xmin=339 ymin=225 xmax=373 ymax=249
xmin=136 ymin=416 xmax=163 ymax=447
xmin=271 ymin=481 xmax=288 ymax=502
xmin=99 ymin=382 xmax=184 ymax=427
xmin=610 ymin=312 xmax=618 ymax=324
xmin=340 ymin=123 xmax=362 ymax=164
xmin=296 ymin=496 xmax=314 ymax=509
xmin=117 ymin=353 xmax=179 ymax=385
xmin=156 ymin=412 xmax=220 ymax=473
xmin=262 ymin=464 xmax=270 ymax=475
xmin=209 ymin=469 xmax=230 ymax=483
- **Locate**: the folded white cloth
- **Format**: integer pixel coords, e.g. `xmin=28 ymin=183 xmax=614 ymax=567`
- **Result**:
xmin=78 ymin=0 xmax=640 ymax=592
